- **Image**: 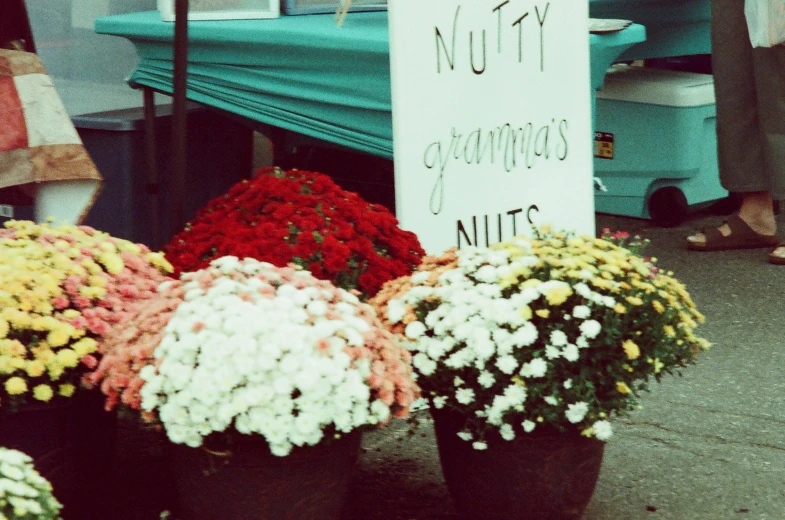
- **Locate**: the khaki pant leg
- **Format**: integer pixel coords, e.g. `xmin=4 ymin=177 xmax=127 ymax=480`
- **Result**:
xmin=712 ymin=0 xmax=769 ymax=194
xmin=753 ymin=44 xmax=785 ymax=200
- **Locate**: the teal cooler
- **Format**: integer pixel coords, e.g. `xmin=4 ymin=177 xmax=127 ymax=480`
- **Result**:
xmin=593 ymin=66 xmax=727 ymax=226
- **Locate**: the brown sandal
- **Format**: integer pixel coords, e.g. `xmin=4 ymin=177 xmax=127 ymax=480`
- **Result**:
xmin=769 ymin=244 xmax=785 ymax=265
xmin=687 ymin=214 xmax=778 ymax=252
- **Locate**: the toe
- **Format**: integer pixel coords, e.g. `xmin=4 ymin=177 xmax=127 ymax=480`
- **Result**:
xmin=687 ymin=232 xmax=706 ymax=245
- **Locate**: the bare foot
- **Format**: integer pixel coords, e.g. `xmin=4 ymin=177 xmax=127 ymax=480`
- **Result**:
xmin=770 ymin=245 xmax=785 ymax=261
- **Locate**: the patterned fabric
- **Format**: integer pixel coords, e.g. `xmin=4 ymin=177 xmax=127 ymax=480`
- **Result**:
xmin=0 ymin=49 xmax=101 ymax=222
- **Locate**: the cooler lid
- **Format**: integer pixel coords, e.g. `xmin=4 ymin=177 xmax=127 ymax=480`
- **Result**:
xmin=596 ymin=65 xmax=715 ymax=107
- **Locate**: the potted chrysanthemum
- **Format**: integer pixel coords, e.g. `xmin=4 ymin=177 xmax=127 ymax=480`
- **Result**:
xmin=91 ymin=256 xmax=419 ymax=520
xmin=163 ymin=166 xmax=424 ymax=300
xmin=0 ymin=220 xmax=173 ymax=520
xmin=370 ymin=228 xmax=709 ymax=520
xmin=0 ymin=447 xmax=63 ymax=520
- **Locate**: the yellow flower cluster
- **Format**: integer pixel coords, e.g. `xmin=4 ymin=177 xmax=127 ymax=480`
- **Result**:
xmin=0 ymin=220 xmax=170 ymax=407
xmin=493 ymin=230 xmax=709 ymax=405
xmin=492 ymin=232 xmax=706 ymax=333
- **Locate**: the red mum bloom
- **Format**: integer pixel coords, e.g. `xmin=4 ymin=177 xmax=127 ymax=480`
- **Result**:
xmin=163 ymin=167 xmax=424 ymax=299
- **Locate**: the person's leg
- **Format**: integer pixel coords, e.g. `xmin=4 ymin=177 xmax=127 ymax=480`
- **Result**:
xmin=750 ymin=44 xmax=785 ymax=259
xmin=688 ymin=0 xmax=776 ymax=247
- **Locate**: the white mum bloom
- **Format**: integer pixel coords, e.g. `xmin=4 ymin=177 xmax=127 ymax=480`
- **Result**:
xmin=503 ymin=385 xmax=527 ymax=405
xmin=405 ymin=321 xmax=427 ymax=339
xmin=411 ymin=271 xmax=431 ymax=285
xmin=550 ymin=330 xmax=568 ymax=347
xmin=457 ymin=431 xmax=473 ymax=441
xmin=562 ymin=344 xmax=580 ymax=362
xmin=565 ymin=402 xmax=589 ymax=424
xmin=522 ymin=420 xmax=536 ymax=432
xmin=412 ymin=353 xmax=437 ymax=376
xmin=500 ymin=424 xmax=516 ymax=441
xmin=572 ymin=305 xmax=590 ymax=319
xmin=433 ymin=396 xmax=448 ymax=409
xmin=579 ymin=319 xmax=602 ymax=339
xmin=472 ymin=441 xmax=488 ymax=451
xmin=593 ymin=420 xmax=613 ymax=441
xmin=543 ymin=395 xmax=559 ymax=406
xmin=576 ymin=336 xmax=590 ymax=349
xmin=519 ymin=358 xmax=548 ymax=378
xmin=477 ymin=371 xmax=496 ymax=388
xmin=387 ymin=299 xmax=407 ymax=324
xmin=545 ymin=345 xmax=561 ymax=360
xmin=475 ymin=265 xmax=498 ymax=283
xmin=511 ymin=322 xmax=538 ymax=347
xmin=495 ymin=355 xmax=519 ymax=375
xmin=456 ymin=388 xmax=476 ymax=405
xmin=563 ymin=379 xmax=573 ymax=389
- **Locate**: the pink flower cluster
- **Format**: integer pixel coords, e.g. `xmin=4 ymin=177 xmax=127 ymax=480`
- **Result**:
xmin=83 ymin=281 xmax=184 ymax=416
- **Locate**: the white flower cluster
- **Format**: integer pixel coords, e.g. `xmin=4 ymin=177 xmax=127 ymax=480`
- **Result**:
xmin=389 ymin=243 xmax=616 ymax=444
xmin=140 ymin=257 xmax=392 ymax=457
xmin=0 ymin=447 xmax=61 ymax=520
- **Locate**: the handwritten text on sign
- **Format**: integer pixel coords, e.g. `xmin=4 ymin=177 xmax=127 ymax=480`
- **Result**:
xmin=389 ymin=0 xmax=594 ymax=255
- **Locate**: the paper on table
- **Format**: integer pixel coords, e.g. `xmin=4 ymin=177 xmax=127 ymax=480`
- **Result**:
xmin=589 ymin=18 xmax=633 ymax=34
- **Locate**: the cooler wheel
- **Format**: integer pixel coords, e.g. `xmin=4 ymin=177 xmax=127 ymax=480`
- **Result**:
xmin=648 ymin=187 xmax=688 ymax=228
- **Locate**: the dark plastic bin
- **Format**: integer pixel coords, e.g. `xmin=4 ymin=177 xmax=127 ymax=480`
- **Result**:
xmin=73 ymin=104 xmax=252 ymax=250
xmin=0 ymin=186 xmax=35 ymax=225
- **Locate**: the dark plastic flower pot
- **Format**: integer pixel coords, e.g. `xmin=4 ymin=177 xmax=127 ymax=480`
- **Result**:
xmin=167 ymin=430 xmax=363 ymax=520
xmin=431 ymin=409 xmax=605 ymax=520
xmin=0 ymin=392 xmax=117 ymax=520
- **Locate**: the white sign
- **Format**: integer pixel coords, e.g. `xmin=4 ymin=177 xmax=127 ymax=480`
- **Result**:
xmin=389 ymin=0 xmax=594 ymax=255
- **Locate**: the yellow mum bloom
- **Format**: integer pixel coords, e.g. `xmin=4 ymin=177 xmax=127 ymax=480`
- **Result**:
xmin=62 ymin=309 xmax=81 ymax=319
xmin=663 ymin=325 xmax=676 ymax=337
xmin=25 ymin=360 xmax=46 ymax=378
xmin=543 ymin=284 xmax=573 ymax=306
xmin=147 ymin=252 xmax=174 ymax=274
xmin=0 ymin=356 xmax=14 ymax=374
xmin=614 ymin=303 xmax=627 ymax=314
xmin=88 ymin=275 xmax=108 ymax=288
xmin=47 ymin=329 xmax=71 ymax=348
xmin=59 ymin=384 xmax=76 ymax=397
xmin=625 ymin=296 xmax=644 ymax=306
xmin=535 ymin=309 xmax=550 ymax=319
xmin=99 ymin=242 xmax=118 ymax=253
xmin=616 ymin=382 xmax=632 ymax=395
xmin=652 ymin=300 xmax=665 ymax=314
xmin=56 ymin=349 xmax=79 ymax=368
xmin=72 ymin=338 xmax=98 ymax=357
xmin=36 ymin=350 xmax=56 ymax=365
xmin=622 ymin=340 xmax=641 ymax=360
xmin=5 ymin=341 xmax=25 ymax=358
xmin=5 ymin=377 xmax=27 ymax=395
xmin=519 ymin=305 xmax=532 ymax=320
xmin=48 ymin=363 xmax=65 ymax=381
xmin=32 ymin=384 xmax=54 ymax=402
xmin=0 ymin=319 xmax=8 ymax=339
xmin=99 ymin=252 xmax=124 ymax=275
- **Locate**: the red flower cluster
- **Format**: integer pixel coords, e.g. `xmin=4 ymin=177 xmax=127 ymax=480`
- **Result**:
xmin=164 ymin=167 xmax=424 ymax=298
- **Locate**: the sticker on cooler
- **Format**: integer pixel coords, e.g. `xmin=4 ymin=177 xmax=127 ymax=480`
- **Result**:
xmin=594 ymin=131 xmax=614 ymax=160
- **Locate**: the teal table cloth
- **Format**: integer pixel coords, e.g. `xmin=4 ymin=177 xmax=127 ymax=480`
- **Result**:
xmin=96 ymin=11 xmax=645 ymax=159
xmin=590 ymin=0 xmax=711 ymax=60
